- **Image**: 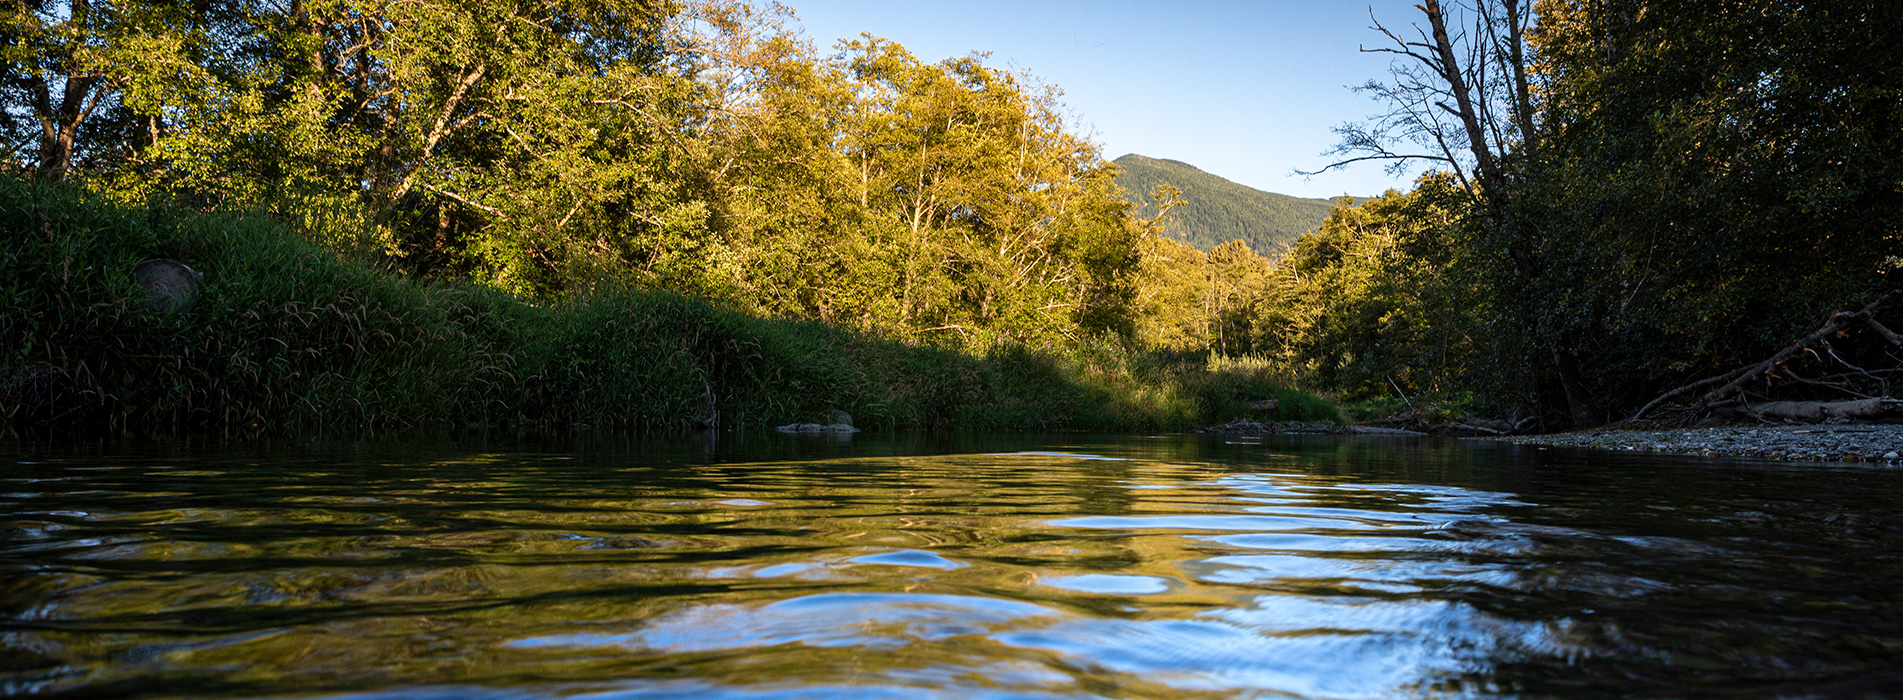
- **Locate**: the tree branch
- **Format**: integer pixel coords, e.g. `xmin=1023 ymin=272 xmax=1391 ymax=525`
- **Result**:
xmin=391 ymin=64 xmax=487 ymax=202
xmin=1634 ymin=291 xmax=1900 ymax=420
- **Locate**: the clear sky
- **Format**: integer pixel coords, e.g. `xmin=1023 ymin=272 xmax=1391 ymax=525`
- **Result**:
xmin=786 ymin=0 xmax=1433 ymax=200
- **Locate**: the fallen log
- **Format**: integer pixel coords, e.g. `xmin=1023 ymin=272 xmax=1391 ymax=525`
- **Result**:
xmin=1866 ymin=315 xmax=1903 ymax=348
xmin=1449 ymin=422 xmax=1507 ymax=435
xmin=1632 ymin=291 xmax=1899 ymax=421
xmin=1741 ymin=398 xmax=1902 ymax=423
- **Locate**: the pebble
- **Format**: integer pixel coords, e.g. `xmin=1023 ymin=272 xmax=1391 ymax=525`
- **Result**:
xmin=1491 ymin=425 xmax=1903 ymax=464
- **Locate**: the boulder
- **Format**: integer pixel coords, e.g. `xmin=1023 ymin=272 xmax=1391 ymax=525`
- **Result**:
xmin=134 ymin=259 xmax=203 ymax=313
xmin=775 ymin=409 xmax=859 ymax=433
xmin=775 ymin=422 xmax=860 ymax=433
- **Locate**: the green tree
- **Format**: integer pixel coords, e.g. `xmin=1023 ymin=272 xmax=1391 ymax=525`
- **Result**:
xmin=699 ymin=34 xmax=1144 ymax=348
xmin=1 ymin=0 xmax=228 ymax=182
xmin=7 ymin=0 xmax=1152 ymax=352
xmin=1254 ymin=175 xmax=1479 ymax=399
xmin=1205 ymin=239 xmax=1271 ymax=356
xmin=1498 ymin=0 xmax=1902 ymax=414
xmin=1310 ymin=0 xmax=1901 ymax=421
xmin=1133 ymin=235 xmax=1209 ymax=353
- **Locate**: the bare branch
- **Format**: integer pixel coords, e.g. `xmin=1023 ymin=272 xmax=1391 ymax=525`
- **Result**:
xmin=1294 ymin=152 xmax=1456 ymax=177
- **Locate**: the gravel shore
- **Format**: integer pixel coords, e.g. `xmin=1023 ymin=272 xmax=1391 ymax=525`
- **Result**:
xmin=1495 ymin=424 xmax=1903 ymax=464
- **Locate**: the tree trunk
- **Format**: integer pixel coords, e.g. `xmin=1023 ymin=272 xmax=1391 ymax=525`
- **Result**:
xmin=29 ymin=0 xmax=101 ymax=183
xmin=1422 ymin=0 xmax=1501 ymax=191
xmin=1552 ymin=340 xmax=1600 ymax=429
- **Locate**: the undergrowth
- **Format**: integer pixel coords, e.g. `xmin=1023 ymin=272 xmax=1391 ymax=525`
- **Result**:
xmin=0 ymin=180 xmax=1338 ymax=433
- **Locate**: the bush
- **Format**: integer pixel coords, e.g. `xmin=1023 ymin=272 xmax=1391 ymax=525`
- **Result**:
xmin=0 ymin=180 xmax=1336 ymax=434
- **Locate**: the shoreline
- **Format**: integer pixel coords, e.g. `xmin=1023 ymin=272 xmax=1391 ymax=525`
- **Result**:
xmin=1491 ymin=424 xmax=1903 ymax=464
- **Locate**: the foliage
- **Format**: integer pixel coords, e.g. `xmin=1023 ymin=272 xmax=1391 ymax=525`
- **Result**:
xmin=696 ymin=34 xmax=1145 ymax=347
xmin=1500 ymin=0 xmax=1903 ymax=411
xmin=33 ymin=0 xmax=1892 ymax=430
xmin=1 ymin=0 xmax=1157 ymax=355
xmin=1252 ymin=174 xmax=1485 ymax=402
xmin=1128 ymin=229 xmax=1286 ymax=359
xmin=1284 ymin=0 xmax=1901 ymax=424
xmin=1131 ymin=235 xmax=1210 ymax=354
xmin=0 ymin=179 xmax=1334 ymax=432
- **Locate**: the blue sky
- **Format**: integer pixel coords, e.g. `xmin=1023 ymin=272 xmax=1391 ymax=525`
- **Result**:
xmin=786 ymin=0 xmax=1434 ymax=200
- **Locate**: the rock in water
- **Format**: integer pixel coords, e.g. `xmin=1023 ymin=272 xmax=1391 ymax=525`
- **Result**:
xmin=134 ymin=259 xmax=203 ymax=312
xmin=824 ymin=409 xmax=853 ymax=427
xmin=693 ymin=382 xmax=718 ymax=430
xmin=775 ymin=422 xmax=860 ymax=434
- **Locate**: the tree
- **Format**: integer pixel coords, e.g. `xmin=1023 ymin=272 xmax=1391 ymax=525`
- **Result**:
xmin=7 ymin=0 xmax=1151 ymax=350
xmin=1310 ymin=0 xmax=1535 ymax=201
xmin=1254 ymin=176 xmax=1477 ymax=399
xmin=1311 ymin=0 xmax=1610 ymax=425
xmin=0 ymin=0 xmax=206 ymax=182
xmin=698 ymin=34 xmax=1145 ymax=347
xmin=1511 ymin=0 xmax=1903 ymax=413
xmin=1205 ymin=239 xmax=1271 ymax=356
xmin=1308 ymin=0 xmax=1902 ymax=422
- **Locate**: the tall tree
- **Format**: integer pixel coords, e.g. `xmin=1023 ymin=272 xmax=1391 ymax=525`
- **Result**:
xmin=1315 ymin=0 xmax=1606 ymax=426
xmin=2 ymin=0 xmax=184 ymax=182
xmin=1310 ymin=0 xmax=1901 ymax=421
xmin=1515 ymin=0 xmax=1903 ymax=412
xmin=699 ymin=34 xmax=1145 ymax=347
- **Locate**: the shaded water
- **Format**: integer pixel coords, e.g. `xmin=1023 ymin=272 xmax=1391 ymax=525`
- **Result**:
xmin=4 ymin=433 xmax=1903 ymax=699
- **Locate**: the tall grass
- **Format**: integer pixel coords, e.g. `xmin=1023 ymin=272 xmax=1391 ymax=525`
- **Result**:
xmin=1 ymin=180 xmax=1337 ymax=433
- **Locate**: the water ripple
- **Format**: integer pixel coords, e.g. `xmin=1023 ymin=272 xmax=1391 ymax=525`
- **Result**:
xmin=7 ymin=435 xmax=1903 ymax=698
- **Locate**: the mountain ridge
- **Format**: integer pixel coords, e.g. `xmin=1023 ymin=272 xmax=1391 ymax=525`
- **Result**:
xmin=1112 ymin=154 xmax=1360 ymax=257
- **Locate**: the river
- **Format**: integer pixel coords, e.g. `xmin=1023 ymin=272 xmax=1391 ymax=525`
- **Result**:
xmin=4 ymin=433 xmax=1901 ymax=698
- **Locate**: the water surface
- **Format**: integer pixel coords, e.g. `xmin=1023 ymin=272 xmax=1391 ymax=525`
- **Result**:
xmin=4 ymin=433 xmax=1902 ymax=698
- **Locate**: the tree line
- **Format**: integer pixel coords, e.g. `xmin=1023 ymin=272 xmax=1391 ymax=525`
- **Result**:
xmin=4 ymin=0 xmax=1155 ymax=351
xmin=7 ymin=0 xmax=1897 ymax=428
xmin=1268 ymin=0 xmax=1902 ymax=426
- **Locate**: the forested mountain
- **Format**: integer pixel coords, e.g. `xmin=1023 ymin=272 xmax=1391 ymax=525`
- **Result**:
xmin=1113 ymin=154 xmax=1357 ymax=257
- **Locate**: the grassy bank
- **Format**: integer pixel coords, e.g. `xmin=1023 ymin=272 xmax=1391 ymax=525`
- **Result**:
xmin=0 ymin=180 xmax=1336 ymax=434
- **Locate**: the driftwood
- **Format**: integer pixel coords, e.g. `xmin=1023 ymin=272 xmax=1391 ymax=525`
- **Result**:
xmin=693 ymin=380 xmax=718 ymax=430
xmin=1359 ymin=412 xmax=1523 ymax=435
xmin=1866 ymin=315 xmax=1903 ymax=348
xmin=1634 ymin=291 xmax=1899 ymax=421
xmin=1445 ymin=422 xmax=1504 ymax=435
xmin=1738 ymin=398 xmax=1903 ymax=423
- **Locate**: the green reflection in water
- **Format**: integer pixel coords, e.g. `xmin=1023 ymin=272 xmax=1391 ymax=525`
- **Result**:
xmin=4 ymin=434 xmax=1903 ymax=698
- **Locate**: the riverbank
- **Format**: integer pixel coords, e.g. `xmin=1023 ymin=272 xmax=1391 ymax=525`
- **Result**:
xmin=1 ymin=180 xmax=1336 ymax=434
xmin=1495 ymin=424 xmax=1903 ymax=464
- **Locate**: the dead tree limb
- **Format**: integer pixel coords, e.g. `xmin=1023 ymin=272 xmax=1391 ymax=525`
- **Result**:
xmin=1631 ymin=365 xmax=1754 ymax=421
xmin=1865 ymin=315 xmax=1903 ymax=348
xmin=1694 ymin=291 xmax=1897 ymax=408
xmin=1631 ymin=290 xmax=1898 ymax=421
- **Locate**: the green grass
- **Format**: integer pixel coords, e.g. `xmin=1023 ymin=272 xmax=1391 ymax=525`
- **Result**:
xmin=1 ymin=179 xmax=1337 ymax=433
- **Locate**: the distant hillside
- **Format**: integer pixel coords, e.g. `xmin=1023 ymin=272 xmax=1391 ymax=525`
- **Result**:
xmin=1113 ymin=154 xmax=1359 ymax=257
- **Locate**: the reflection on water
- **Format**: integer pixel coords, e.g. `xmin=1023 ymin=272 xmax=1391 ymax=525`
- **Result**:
xmin=4 ymin=434 xmax=1903 ymax=698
